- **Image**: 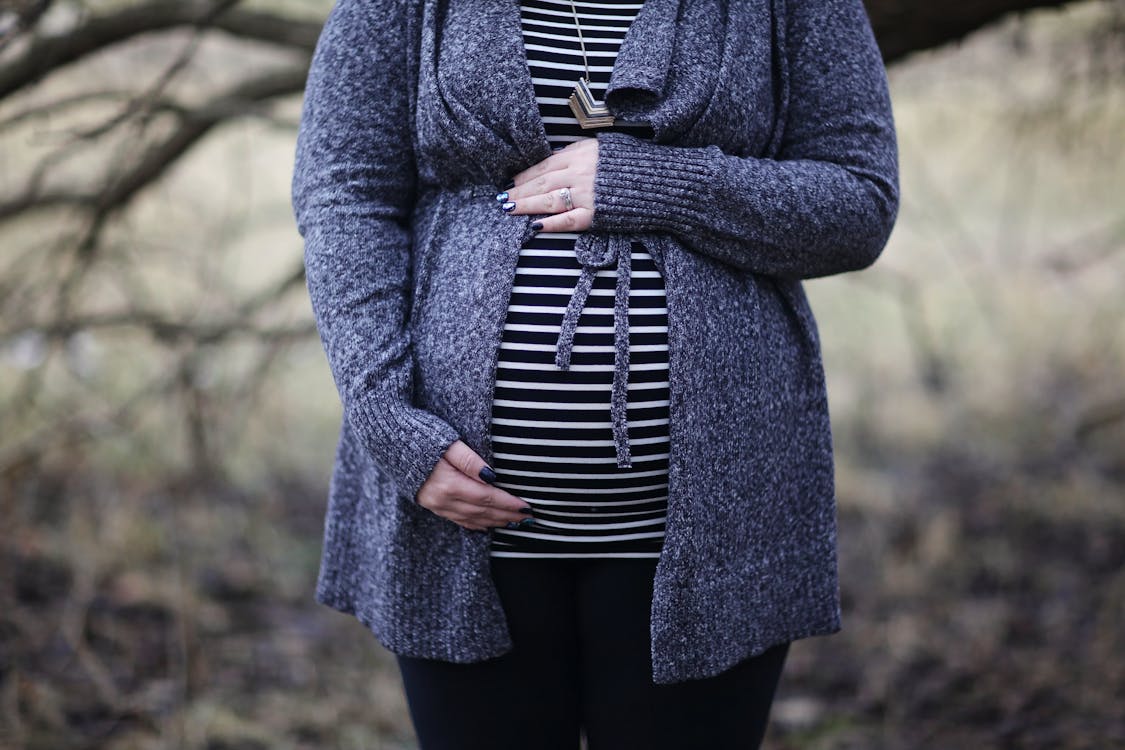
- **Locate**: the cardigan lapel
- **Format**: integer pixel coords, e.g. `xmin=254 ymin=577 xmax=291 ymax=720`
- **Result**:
xmin=491 ymin=0 xmax=683 ymax=157
xmin=423 ymin=0 xmax=686 ymax=183
xmin=603 ymin=0 xmax=680 ymax=122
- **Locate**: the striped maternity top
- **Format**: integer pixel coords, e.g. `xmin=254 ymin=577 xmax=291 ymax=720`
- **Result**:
xmin=488 ymin=0 xmax=670 ymax=559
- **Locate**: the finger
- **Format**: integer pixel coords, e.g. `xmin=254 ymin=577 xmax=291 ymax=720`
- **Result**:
xmin=443 ymin=440 xmax=500 ymax=485
xmin=439 ymin=469 xmax=533 ymax=518
xmin=506 ymin=168 xmax=564 ymax=203
xmin=420 ymin=493 xmax=531 ymax=533
xmin=444 ymin=497 xmax=534 ymax=529
xmin=507 ymin=138 xmax=596 ymax=193
xmin=506 ymin=164 xmax=594 ymax=205
xmin=436 ymin=455 xmax=535 ymax=515
xmin=510 ymin=186 xmax=592 ymax=217
xmin=460 ymin=479 xmax=535 ymax=516
xmin=531 ymin=207 xmax=593 ymax=233
xmin=510 ymin=150 xmax=569 ymax=187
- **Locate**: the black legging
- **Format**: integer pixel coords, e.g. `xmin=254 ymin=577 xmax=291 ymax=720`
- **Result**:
xmin=394 ymin=556 xmax=790 ymax=749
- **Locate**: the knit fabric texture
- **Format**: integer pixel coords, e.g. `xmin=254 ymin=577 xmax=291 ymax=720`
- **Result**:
xmin=290 ymin=0 xmax=899 ymax=684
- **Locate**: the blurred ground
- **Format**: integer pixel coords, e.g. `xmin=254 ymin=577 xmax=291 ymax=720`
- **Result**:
xmin=1 ymin=2 xmax=1123 ymax=749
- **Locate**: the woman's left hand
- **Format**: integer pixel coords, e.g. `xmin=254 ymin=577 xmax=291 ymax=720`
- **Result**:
xmin=501 ymin=138 xmax=597 ymax=232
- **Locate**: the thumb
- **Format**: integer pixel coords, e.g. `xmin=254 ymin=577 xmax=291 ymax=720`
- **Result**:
xmin=443 ymin=439 xmax=499 ymax=485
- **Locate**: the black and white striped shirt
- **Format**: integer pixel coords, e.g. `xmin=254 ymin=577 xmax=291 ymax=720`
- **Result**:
xmin=488 ymin=0 xmax=670 ymax=559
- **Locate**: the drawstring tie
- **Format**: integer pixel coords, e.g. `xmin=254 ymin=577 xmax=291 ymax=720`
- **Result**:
xmin=553 ymin=232 xmax=634 ymax=468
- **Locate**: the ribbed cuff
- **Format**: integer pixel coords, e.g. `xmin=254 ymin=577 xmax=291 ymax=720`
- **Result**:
xmin=347 ymin=390 xmax=461 ymax=504
xmin=590 ymin=131 xmax=723 ymax=237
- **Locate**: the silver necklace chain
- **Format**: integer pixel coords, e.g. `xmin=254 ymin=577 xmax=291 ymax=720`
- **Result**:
xmin=567 ymin=0 xmax=591 ymax=81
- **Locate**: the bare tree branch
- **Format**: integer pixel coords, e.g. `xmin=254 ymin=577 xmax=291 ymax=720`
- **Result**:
xmin=0 ymin=89 xmax=133 ymax=131
xmin=0 ymin=66 xmax=307 ymax=224
xmin=0 ymin=0 xmax=53 ymax=51
xmin=0 ymin=0 xmax=318 ymax=100
xmin=1075 ymin=397 xmax=1125 ymax=442
xmin=3 ymin=309 xmax=315 ymax=346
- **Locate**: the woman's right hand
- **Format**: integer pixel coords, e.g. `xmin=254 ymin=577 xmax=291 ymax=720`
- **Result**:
xmin=416 ymin=440 xmax=535 ymax=532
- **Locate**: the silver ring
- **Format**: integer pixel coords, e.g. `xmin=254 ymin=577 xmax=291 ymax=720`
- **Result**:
xmin=558 ymin=187 xmax=574 ymax=211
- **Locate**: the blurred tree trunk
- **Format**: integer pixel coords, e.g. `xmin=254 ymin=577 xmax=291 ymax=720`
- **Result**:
xmin=867 ymin=0 xmax=1083 ymax=62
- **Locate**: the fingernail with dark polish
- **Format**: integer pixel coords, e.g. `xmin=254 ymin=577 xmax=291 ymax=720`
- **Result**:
xmin=505 ymin=521 xmax=520 ymax=529
xmin=504 ymin=179 xmax=516 ymax=190
xmin=530 ymin=221 xmax=543 ymax=231
xmin=501 ymin=201 xmax=516 ymax=212
xmin=479 ymin=466 xmax=497 ymax=483
xmin=518 ymin=517 xmax=536 ymax=529
xmin=495 ymin=191 xmax=508 ymax=202
xmin=519 ymin=506 xmax=534 ymax=515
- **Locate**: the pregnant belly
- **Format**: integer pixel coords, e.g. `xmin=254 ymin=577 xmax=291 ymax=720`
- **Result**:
xmin=488 ymin=231 xmax=671 ymax=556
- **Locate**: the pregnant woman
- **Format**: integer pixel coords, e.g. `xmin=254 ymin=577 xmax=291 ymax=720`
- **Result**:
xmin=290 ymin=0 xmax=899 ymax=747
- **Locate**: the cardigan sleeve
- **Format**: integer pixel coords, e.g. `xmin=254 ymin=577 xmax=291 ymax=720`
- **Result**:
xmin=291 ymin=0 xmax=460 ymax=502
xmin=589 ymin=0 xmax=900 ymax=280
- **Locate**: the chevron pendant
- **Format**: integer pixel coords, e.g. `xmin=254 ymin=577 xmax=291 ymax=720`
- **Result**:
xmin=568 ymin=77 xmax=616 ymax=129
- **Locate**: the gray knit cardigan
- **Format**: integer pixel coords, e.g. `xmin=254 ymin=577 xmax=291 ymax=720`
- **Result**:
xmin=290 ymin=0 xmax=899 ymax=685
